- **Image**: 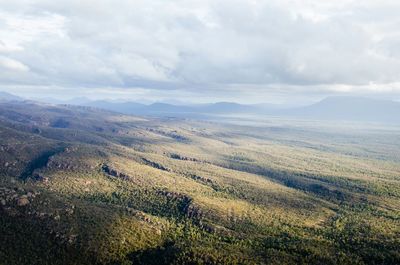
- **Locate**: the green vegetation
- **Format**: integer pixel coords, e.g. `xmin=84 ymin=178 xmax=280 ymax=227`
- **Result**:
xmin=0 ymin=102 xmax=399 ymax=264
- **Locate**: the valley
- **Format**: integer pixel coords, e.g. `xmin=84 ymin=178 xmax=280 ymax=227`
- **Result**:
xmin=0 ymin=101 xmax=399 ymax=264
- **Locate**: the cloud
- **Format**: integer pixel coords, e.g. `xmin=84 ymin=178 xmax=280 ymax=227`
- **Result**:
xmin=0 ymin=0 xmax=400 ymax=102
xmin=0 ymin=56 xmax=29 ymax=71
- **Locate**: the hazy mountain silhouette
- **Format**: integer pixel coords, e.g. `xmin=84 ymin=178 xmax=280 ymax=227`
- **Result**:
xmin=85 ymin=100 xmax=146 ymax=113
xmin=279 ymin=96 xmax=400 ymax=123
xmin=0 ymin=91 xmax=23 ymax=101
xmin=85 ymin=101 xmax=260 ymax=115
xmin=1 ymin=91 xmax=399 ymax=123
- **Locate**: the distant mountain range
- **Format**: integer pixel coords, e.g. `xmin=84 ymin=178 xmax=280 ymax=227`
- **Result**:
xmin=1 ymin=91 xmax=399 ymax=123
xmin=279 ymin=96 xmax=400 ymax=123
xmin=84 ymin=101 xmax=267 ymax=115
xmin=0 ymin=91 xmax=23 ymax=101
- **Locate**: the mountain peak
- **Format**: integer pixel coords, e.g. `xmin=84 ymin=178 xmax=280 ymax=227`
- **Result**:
xmin=0 ymin=91 xmax=23 ymax=101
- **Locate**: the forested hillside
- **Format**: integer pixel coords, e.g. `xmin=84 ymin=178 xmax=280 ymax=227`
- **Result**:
xmin=1 ymin=101 xmax=399 ymax=264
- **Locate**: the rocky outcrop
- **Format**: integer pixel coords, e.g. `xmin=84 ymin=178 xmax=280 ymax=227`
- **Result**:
xmin=156 ymin=190 xmax=191 ymax=202
xmin=0 ymin=187 xmax=40 ymax=208
xmin=201 ymin=223 xmax=231 ymax=235
xmin=17 ymin=196 xmax=30 ymax=206
xmin=146 ymin=128 xmax=189 ymax=142
xmin=169 ymin=153 xmax=199 ymax=162
xmin=33 ymin=174 xmax=49 ymax=183
xmin=185 ymin=204 xmax=203 ymax=219
xmin=188 ymin=174 xmax=213 ymax=184
xmin=101 ymin=164 xmax=130 ymax=180
xmin=0 ymin=145 xmax=12 ymax=152
xmin=142 ymin=158 xmax=170 ymax=172
xmin=44 ymin=147 xmax=80 ymax=171
xmin=46 ymin=159 xmax=78 ymax=171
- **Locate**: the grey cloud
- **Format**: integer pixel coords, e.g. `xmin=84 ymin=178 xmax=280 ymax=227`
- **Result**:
xmin=0 ymin=0 xmax=400 ymax=101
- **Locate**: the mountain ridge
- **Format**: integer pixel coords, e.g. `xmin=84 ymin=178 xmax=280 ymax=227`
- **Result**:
xmin=1 ymin=91 xmax=399 ymax=123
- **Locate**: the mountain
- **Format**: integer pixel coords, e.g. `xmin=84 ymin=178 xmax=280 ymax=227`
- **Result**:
xmin=200 ymin=102 xmax=257 ymax=113
xmin=145 ymin=102 xmax=194 ymax=113
xmin=85 ymin=100 xmax=146 ymax=113
xmin=83 ymin=101 xmax=260 ymax=116
xmin=56 ymin=96 xmax=400 ymax=124
xmin=283 ymin=96 xmax=400 ymax=123
xmin=0 ymin=91 xmax=23 ymax=101
xmin=1 ymin=92 xmax=398 ymax=124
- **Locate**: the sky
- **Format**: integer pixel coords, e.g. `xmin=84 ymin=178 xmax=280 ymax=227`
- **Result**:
xmin=1 ymin=0 xmax=400 ymax=104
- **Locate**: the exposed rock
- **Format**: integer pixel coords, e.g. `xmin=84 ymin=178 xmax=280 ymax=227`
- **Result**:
xmin=65 ymin=147 xmax=78 ymax=153
xmin=1 ymin=199 xmax=6 ymax=206
xmin=189 ymin=174 xmax=213 ymax=184
xmin=142 ymin=158 xmax=170 ymax=172
xmin=68 ymin=234 xmax=78 ymax=244
xmin=17 ymin=197 xmax=30 ymax=206
xmin=202 ymin=223 xmax=231 ymax=235
xmin=185 ymin=204 xmax=203 ymax=219
xmin=102 ymin=164 xmax=130 ymax=180
xmin=33 ymin=174 xmax=48 ymax=182
xmin=47 ymin=159 xmax=77 ymax=170
xmin=84 ymin=180 xmax=92 ymax=185
xmin=169 ymin=153 xmax=199 ymax=162
xmin=147 ymin=128 xmax=189 ymax=142
xmin=157 ymin=190 xmax=190 ymax=201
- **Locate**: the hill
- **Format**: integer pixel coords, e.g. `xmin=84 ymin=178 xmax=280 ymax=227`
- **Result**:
xmin=0 ymin=91 xmax=23 ymax=101
xmin=280 ymin=96 xmax=400 ymax=123
xmin=0 ymin=101 xmax=399 ymax=264
xmin=77 ymin=96 xmax=400 ymax=124
xmin=1 ymin=91 xmax=399 ymax=124
xmin=86 ymin=101 xmax=259 ymax=116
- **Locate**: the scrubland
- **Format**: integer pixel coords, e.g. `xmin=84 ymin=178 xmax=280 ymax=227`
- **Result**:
xmin=0 ymin=102 xmax=399 ymax=264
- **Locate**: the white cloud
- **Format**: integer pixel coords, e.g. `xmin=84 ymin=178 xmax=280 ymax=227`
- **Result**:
xmin=0 ymin=0 xmax=399 ymax=102
xmin=0 ymin=56 xmax=29 ymax=71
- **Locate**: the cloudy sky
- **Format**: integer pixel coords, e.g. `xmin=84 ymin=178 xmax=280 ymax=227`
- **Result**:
xmin=1 ymin=0 xmax=400 ymax=104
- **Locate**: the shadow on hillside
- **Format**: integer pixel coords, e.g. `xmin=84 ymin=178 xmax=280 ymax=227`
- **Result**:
xmin=217 ymin=160 xmax=354 ymax=204
xmin=19 ymin=145 xmax=66 ymax=181
xmin=127 ymin=241 xmax=180 ymax=265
